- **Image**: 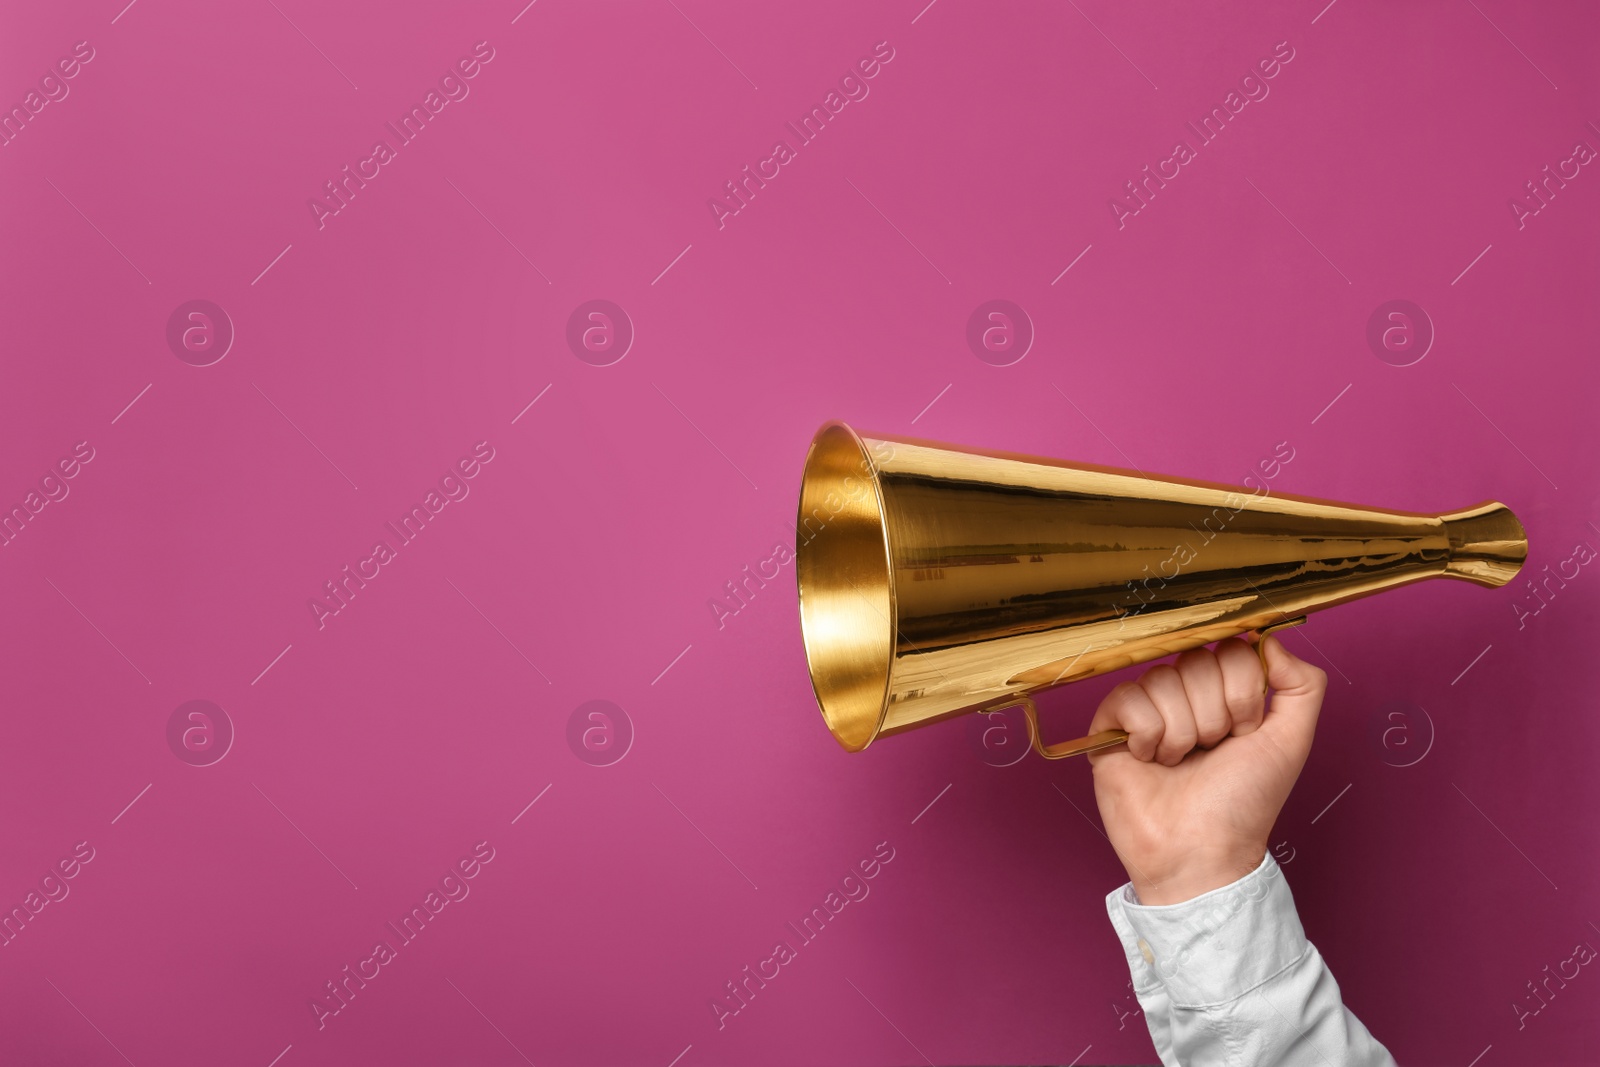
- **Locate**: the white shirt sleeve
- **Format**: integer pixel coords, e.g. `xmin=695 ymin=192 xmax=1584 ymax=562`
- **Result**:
xmin=1104 ymin=852 xmax=1396 ymax=1066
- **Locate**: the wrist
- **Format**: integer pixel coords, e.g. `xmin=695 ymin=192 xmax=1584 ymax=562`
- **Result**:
xmin=1128 ymin=845 xmax=1267 ymax=905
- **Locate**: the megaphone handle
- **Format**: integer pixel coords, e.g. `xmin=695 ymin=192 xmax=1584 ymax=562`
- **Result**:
xmin=1251 ymin=616 xmax=1308 ymax=694
xmin=1006 ymin=616 xmax=1310 ymax=759
xmin=1004 ymin=696 xmax=1128 ymax=759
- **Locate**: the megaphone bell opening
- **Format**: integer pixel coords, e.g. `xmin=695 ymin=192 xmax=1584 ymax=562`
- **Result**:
xmin=796 ymin=423 xmax=895 ymax=753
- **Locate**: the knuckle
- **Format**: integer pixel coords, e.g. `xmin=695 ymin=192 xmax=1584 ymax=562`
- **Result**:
xmin=1107 ymin=680 xmax=1141 ymax=702
xmin=1216 ymin=639 xmax=1252 ymax=664
xmin=1124 ymin=716 xmax=1161 ymax=759
xmin=1157 ymin=725 xmax=1196 ymax=763
xmin=1226 ymin=685 xmax=1264 ymax=721
xmin=1143 ymin=663 xmax=1180 ymax=686
xmin=1099 ymin=681 xmax=1138 ymax=717
xmin=1132 ymin=715 xmax=1165 ymax=755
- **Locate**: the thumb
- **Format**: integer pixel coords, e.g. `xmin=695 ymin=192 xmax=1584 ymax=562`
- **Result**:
xmin=1254 ymin=634 xmax=1328 ymax=760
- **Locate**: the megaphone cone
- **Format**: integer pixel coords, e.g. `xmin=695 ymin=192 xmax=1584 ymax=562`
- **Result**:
xmin=795 ymin=422 xmax=1527 ymax=757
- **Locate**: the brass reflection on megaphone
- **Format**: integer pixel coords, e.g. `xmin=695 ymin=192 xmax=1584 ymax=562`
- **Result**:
xmin=794 ymin=422 xmax=1527 ymax=759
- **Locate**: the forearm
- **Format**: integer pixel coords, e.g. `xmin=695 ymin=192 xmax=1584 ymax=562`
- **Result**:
xmin=1105 ymin=853 xmax=1396 ymax=1066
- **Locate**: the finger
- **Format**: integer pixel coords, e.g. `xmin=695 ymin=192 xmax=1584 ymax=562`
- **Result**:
xmin=1174 ymin=648 xmax=1230 ymax=747
xmin=1088 ymin=681 xmax=1165 ymax=762
xmin=1215 ymin=637 xmax=1266 ymax=736
xmin=1257 ymin=635 xmax=1328 ymax=761
xmin=1140 ymin=663 xmax=1198 ymax=766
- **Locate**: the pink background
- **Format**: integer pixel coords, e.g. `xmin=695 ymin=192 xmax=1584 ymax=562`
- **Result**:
xmin=2 ymin=1 xmax=1597 ymax=1064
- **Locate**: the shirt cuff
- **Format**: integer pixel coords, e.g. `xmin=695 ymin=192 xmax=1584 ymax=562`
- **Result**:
xmin=1104 ymin=851 xmax=1310 ymax=1009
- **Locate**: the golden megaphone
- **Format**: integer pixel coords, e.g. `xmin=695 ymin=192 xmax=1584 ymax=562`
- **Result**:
xmin=795 ymin=422 xmax=1527 ymax=759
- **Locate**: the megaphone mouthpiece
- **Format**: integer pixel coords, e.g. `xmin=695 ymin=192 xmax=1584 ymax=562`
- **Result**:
xmin=1441 ymin=502 xmax=1528 ymax=586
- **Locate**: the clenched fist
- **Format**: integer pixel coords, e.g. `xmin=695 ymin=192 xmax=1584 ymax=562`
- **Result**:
xmin=1088 ymin=635 xmax=1327 ymax=905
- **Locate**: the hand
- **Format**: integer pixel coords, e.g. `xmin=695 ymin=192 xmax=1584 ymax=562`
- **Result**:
xmin=1087 ymin=635 xmax=1327 ymax=905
